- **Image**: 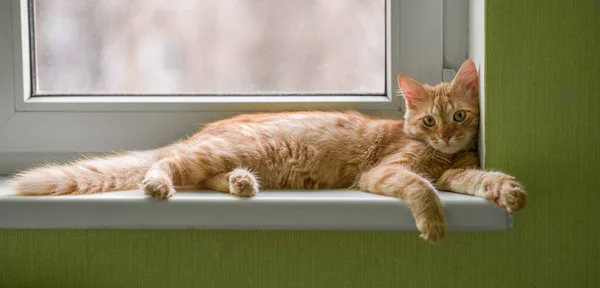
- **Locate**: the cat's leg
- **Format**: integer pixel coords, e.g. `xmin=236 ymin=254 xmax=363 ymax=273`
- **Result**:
xmin=141 ymin=157 xmax=181 ymax=199
xmin=142 ymin=153 xmax=216 ymax=199
xmin=435 ymin=169 xmax=526 ymax=212
xmin=359 ymin=164 xmax=446 ymax=243
xmin=202 ymin=168 xmax=259 ymax=197
xmin=142 ymin=140 xmax=244 ymax=199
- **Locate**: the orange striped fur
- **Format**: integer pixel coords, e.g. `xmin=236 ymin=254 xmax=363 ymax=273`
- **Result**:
xmin=10 ymin=59 xmax=526 ymax=243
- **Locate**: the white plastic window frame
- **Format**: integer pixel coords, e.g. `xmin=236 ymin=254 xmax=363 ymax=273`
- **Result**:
xmin=0 ymin=0 xmax=468 ymax=174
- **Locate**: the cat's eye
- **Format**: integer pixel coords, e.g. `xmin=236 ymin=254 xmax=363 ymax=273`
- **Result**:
xmin=453 ymin=110 xmax=466 ymax=122
xmin=423 ymin=116 xmax=436 ymax=127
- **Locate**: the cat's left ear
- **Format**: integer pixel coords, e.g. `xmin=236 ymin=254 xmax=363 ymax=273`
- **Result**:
xmin=451 ymin=59 xmax=479 ymax=96
xmin=397 ymin=75 xmax=427 ymax=109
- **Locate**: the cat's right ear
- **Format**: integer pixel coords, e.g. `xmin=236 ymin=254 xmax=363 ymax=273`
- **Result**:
xmin=451 ymin=58 xmax=479 ymax=96
xmin=397 ymin=75 xmax=426 ymax=109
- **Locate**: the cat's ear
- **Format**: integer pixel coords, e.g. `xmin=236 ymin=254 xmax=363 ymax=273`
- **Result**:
xmin=397 ymin=75 xmax=427 ymax=108
xmin=451 ymin=59 xmax=479 ymax=96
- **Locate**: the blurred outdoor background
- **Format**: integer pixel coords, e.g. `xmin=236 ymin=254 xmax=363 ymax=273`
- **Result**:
xmin=33 ymin=0 xmax=385 ymax=95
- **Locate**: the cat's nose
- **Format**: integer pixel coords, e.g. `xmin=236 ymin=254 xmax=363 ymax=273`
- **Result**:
xmin=442 ymin=136 xmax=451 ymax=143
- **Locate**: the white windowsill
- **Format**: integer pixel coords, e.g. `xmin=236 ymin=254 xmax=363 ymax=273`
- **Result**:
xmin=0 ymin=177 xmax=511 ymax=230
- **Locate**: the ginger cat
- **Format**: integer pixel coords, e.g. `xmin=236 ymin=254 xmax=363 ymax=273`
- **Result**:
xmin=10 ymin=59 xmax=526 ymax=243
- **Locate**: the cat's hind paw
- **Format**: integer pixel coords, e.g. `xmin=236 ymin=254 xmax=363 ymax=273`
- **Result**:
xmin=228 ymin=168 xmax=259 ymax=197
xmin=141 ymin=171 xmax=176 ymax=200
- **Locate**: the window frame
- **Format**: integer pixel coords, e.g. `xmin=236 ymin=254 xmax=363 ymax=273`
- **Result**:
xmin=0 ymin=0 xmax=454 ymax=174
xmin=0 ymin=0 xmax=501 ymax=231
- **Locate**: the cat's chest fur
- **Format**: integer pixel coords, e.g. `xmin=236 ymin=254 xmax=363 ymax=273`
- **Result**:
xmin=250 ymin=139 xmax=454 ymax=190
xmin=251 ymin=135 xmax=454 ymax=190
xmin=250 ymin=137 xmax=366 ymax=189
xmin=195 ymin=111 xmax=457 ymax=189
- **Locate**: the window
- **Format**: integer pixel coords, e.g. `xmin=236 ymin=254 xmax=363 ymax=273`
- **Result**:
xmin=32 ymin=0 xmax=385 ymax=96
xmin=2 ymin=0 xmax=463 ymax=165
xmin=0 ymin=0 xmax=471 ymax=170
xmin=0 ymin=0 xmax=497 ymax=231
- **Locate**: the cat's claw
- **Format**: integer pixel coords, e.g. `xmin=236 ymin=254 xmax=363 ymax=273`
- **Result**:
xmin=481 ymin=174 xmax=527 ymax=212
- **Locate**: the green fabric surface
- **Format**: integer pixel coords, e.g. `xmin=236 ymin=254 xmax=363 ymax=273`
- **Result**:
xmin=1 ymin=1 xmax=599 ymax=287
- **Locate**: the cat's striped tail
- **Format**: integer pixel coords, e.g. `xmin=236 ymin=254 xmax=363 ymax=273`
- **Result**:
xmin=9 ymin=149 xmax=162 ymax=196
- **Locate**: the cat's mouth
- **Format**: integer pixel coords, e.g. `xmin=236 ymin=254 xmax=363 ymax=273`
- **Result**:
xmin=432 ymin=142 xmax=463 ymax=154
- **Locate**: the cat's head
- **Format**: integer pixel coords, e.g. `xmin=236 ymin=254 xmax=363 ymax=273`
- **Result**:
xmin=398 ymin=59 xmax=479 ymax=154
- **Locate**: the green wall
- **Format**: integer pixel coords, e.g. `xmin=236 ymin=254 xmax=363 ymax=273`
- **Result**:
xmin=1 ymin=1 xmax=599 ymax=287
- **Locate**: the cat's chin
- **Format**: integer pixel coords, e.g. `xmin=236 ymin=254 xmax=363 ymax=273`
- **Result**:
xmin=433 ymin=144 xmax=464 ymax=155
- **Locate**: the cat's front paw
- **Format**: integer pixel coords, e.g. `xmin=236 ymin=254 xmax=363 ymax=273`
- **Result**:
xmin=416 ymin=210 xmax=446 ymax=244
xmin=480 ymin=173 xmax=526 ymax=212
xmin=141 ymin=172 xmax=176 ymax=200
